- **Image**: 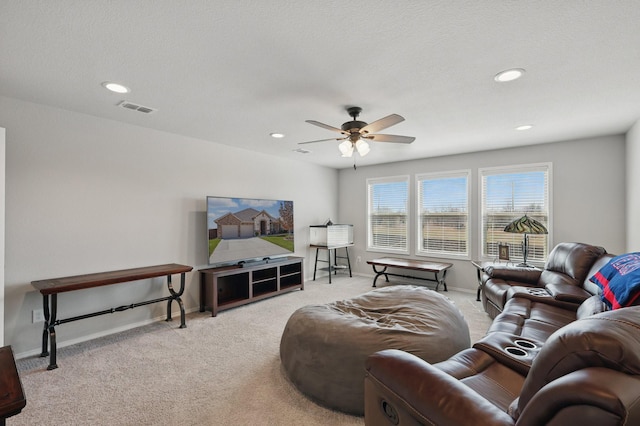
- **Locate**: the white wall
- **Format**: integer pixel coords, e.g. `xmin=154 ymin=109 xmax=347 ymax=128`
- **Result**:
xmin=0 ymin=127 xmax=5 ymax=345
xmin=338 ymin=135 xmax=626 ymax=293
xmin=627 ymin=120 xmax=640 ymax=251
xmin=0 ymin=96 xmax=339 ymax=356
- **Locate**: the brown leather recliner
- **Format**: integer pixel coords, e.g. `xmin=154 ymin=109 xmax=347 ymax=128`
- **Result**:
xmin=481 ymin=242 xmax=607 ymax=318
xmin=364 ymin=306 xmax=640 ymax=425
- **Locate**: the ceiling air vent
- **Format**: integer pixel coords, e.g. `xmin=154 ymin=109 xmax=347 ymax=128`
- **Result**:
xmin=293 ymin=148 xmax=311 ymax=154
xmin=118 ymin=100 xmax=157 ymax=114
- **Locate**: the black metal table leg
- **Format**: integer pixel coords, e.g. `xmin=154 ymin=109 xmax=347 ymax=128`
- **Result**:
xmin=345 ymin=247 xmax=352 ymax=277
xmin=47 ymin=294 xmax=58 ymax=370
xmin=435 ymin=269 xmax=448 ymax=292
xmin=313 ymin=248 xmax=319 ymax=281
xmin=328 ymin=249 xmax=333 ymax=284
xmin=371 ymin=265 xmax=389 ymax=287
xmin=166 ymin=272 xmax=187 ymax=328
xmin=40 ymin=294 xmax=50 ymax=357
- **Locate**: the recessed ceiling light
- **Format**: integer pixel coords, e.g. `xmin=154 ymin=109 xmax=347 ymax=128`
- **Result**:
xmin=515 ymin=125 xmax=533 ymax=131
xmin=494 ymin=68 xmax=525 ymax=83
xmin=270 ymin=133 xmax=285 ymax=138
xmin=101 ymin=81 xmax=130 ymax=94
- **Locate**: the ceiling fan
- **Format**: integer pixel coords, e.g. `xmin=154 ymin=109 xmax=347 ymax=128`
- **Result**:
xmin=299 ymin=106 xmax=415 ymax=158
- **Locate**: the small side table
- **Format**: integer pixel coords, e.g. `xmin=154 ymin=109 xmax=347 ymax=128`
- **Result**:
xmin=471 ymin=260 xmax=506 ymax=301
xmin=471 ymin=260 xmax=528 ymax=301
xmin=310 ymin=244 xmax=353 ymax=284
xmin=0 ymin=346 xmax=26 ymax=425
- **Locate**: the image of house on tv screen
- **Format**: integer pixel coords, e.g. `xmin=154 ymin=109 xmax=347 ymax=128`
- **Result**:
xmin=207 ymin=196 xmax=294 ymax=265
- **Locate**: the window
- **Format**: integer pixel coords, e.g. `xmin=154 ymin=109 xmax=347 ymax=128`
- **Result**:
xmin=367 ymin=176 xmax=409 ymax=253
xmin=480 ymin=163 xmax=551 ymax=263
xmin=416 ymin=170 xmax=470 ymax=258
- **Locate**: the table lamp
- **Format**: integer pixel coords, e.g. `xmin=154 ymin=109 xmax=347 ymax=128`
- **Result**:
xmin=503 ymin=215 xmax=548 ymax=267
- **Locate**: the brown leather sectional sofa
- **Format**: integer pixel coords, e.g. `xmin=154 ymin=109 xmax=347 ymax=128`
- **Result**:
xmin=364 ymin=243 xmax=640 ymax=425
xmin=481 ymin=242 xmax=611 ymax=320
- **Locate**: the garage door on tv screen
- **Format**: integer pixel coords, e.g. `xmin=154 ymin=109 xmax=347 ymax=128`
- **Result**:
xmin=206 ymin=196 xmax=294 ymax=266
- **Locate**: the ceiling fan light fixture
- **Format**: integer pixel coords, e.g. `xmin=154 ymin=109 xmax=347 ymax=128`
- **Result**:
xmin=300 ymin=106 xmax=414 ymax=161
xmin=355 ymin=139 xmax=370 ymax=156
xmin=339 ymin=140 xmax=353 ymax=157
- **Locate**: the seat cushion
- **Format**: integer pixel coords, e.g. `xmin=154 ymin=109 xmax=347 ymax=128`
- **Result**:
xmin=483 ymin=278 xmax=539 ymax=317
xmin=435 ymin=348 xmax=525 ymax=412
xmin=488 ymin=297 xmax=576 ymax=342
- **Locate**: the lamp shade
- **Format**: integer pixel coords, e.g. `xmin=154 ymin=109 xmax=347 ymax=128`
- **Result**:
xmin=355 ymin=139 xmax=370 ymax=156
xmin=504 ymin=215 xmax=548 ymax=234
xmin=338 ymin=140 xmax=353 ymax=157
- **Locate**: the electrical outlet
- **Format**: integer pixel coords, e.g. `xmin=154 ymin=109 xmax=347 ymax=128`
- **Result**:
xmin=32 ymin=309 xmax=45 ymax=323
xmin=356 ymin=256 xmax=362 ymax=263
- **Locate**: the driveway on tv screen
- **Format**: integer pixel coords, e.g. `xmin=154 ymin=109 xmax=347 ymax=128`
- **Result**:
xmin=209 ymin=237 xmax=291 ymax=264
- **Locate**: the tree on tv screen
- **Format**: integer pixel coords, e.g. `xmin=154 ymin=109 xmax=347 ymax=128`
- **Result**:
xmin=279 ymin=201 xmax=294 ymax=235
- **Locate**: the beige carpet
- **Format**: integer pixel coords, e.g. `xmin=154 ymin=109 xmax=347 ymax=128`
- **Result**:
xmin=14 ymin=275 xmax=492 ymax=426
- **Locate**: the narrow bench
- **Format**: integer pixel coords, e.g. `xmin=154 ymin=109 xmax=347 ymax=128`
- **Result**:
xmin=366 ymin=257 xmax=452 ymax=290
xmin=31 ymin=263 xmax=193 ymax=370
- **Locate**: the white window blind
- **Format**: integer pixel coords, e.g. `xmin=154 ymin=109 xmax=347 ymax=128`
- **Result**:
xmin=480 ymin=163 xmax=551 ymax=262
xmin=417 ymin=171 xmax=470 ymax=258
xmin=367 ymin=176 xmax=409 ymax=253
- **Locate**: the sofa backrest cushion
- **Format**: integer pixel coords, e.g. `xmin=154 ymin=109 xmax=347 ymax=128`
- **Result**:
xmin=515 ymin=307 xmax=640 ymax=417
xmin=541 ymin=242 xmax=606 ymax=287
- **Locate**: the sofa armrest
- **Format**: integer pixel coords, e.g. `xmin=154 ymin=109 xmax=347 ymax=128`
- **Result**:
xmin=484 ymin=266 xmax=542 ymax=285
xmin=545 ymin=283 xmax=592 ymax=304
xmin=364 ymin=349 xmax=514 ymax=426
xmin=515 ymin=368 xmax=640 ymax=426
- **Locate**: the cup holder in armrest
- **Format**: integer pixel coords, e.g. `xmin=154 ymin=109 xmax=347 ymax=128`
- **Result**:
xmin=504 ymin=346 xmax=528 ymax=357
xmin=526 ymin=288 xmax=549 ymax=296
xmin=514 ymin=339 xmax=537 ymax=349
xmin=473 ymin=332 xmax=542 ymax=375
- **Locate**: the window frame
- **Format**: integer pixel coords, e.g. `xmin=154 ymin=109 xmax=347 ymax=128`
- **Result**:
xmin=478 ymin=162 xmax=553 ymax=264
xmin=366 ymin=175 xmax=410 ymax=255
xmin=415 ymin=169 xmax=471 ymax=260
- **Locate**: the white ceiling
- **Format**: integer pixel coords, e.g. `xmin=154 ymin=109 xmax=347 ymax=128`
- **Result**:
xmin=2 ymin=1 xmax=640 ymax=169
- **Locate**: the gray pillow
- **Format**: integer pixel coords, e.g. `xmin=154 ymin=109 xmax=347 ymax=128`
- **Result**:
xmin=576 ymin=294 xmax=608 ymax=319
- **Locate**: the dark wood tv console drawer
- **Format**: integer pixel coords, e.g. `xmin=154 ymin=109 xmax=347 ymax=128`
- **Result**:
xmin=199 ymin=257 xmax=304 ymax=317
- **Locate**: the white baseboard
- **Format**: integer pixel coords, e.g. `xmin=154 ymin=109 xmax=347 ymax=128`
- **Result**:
xmin=15 ymin=306 xmax=201 ymax=360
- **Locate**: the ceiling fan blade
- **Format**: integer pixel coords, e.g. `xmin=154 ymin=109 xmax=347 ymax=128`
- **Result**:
xmin=366 ymin=134 xmax=415 ymax=144
xmin=359 ymin=114 xmax=405 ymax=134
xmin=298 ymin=137 xmax=347 ymax=145
xmin=305 ymin=120 xmax=346 ymax=134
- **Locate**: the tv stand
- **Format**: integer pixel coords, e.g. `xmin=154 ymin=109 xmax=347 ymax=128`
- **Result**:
xmin=199 ymin=256 xmax=304 ymax=317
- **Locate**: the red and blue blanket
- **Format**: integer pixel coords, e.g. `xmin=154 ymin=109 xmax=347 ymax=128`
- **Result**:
xmin=590 ymin=252 xmax=640 ymax=309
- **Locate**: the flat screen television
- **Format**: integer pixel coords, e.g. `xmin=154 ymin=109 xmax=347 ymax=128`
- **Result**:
xmin=207 ymin=196 xmax=294 ymax=266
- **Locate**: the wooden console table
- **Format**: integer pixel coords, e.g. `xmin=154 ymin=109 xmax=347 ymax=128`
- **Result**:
xmin=367 ymin=257 xmax=452 ymax=291
xmin=31 ymin=263 xmax=193 ymax=370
